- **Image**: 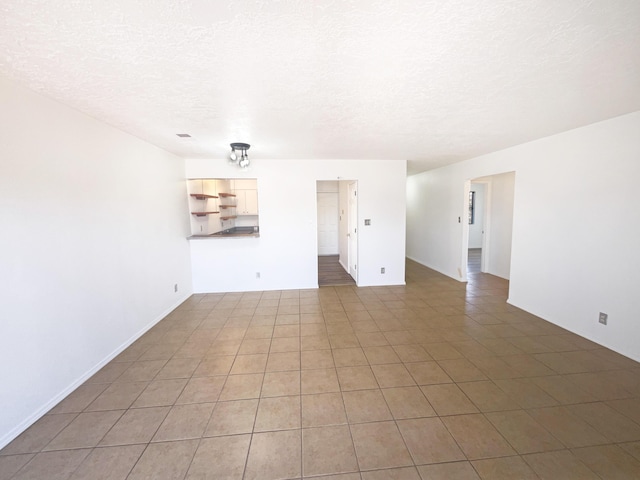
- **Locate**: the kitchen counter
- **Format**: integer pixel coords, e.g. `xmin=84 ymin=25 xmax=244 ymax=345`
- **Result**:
xmin=188 ymin=226 xmax=259 ymax=239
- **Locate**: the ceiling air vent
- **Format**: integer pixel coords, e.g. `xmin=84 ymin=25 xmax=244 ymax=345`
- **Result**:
xmin=176 ymin=133 xmax=191 ymax=138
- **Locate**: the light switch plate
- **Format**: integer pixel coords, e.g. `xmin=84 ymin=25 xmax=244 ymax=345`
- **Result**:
xmin=599 ymin=312 xmax=608 ymax=325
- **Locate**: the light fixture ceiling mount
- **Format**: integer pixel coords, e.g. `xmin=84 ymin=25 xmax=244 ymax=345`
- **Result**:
xmin=229 ymin=142 xmax=251 ymax=169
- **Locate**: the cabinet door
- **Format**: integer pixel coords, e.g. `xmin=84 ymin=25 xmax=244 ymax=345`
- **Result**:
xmin=243 ymin=190 xmax=258 ymax=214
xmin=235 ymin=191 xmax=246 ymax=214
xmin=235 ymin=190 xmax=258 ymax=215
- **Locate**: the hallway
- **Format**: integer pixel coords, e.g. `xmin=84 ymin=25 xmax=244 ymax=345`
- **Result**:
xmin=2 ymin=260 xmax=640 ymax=479
xmin=318 ymin=255 xmax=356 ymax=287
xmin=467 ymin=248 xmax=482 ymax=274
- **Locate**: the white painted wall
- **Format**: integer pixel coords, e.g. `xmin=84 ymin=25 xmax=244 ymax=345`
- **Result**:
xmin=407 ymin=166 xmax=462 ymax=277
xmin=317 ymin=180 xmax=339 ymax=193
xmin=187 ymin=160 xmax=406 ymax=292
xmin=407 ymin=111 xmax=640 ymax=361
xmin=485 ymin=172 xmax=515 ymax=279
xmin=0 ymin=77 xmax=193 ymax=448
xmin=468 ymin=183 xmax=485 ymax=248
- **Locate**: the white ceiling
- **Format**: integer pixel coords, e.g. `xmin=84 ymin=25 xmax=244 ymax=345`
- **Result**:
xmin=2 ymin=1 xmax=639 ymax=174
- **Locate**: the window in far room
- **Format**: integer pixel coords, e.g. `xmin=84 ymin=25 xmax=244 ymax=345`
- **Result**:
xmin=469 ymin=190 xmax=476 ymax=224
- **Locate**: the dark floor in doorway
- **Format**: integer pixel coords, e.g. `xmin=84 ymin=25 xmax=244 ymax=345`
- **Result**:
xmin=468 ymin=248 xmax=481 ymax=274
xmin=318 ymin=255 xmax=356 ymax=286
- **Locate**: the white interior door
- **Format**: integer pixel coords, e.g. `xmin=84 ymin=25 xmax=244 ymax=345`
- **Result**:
xmin=317 ymin=192 xmax=339 ymax=255
xmin=347 ymin=182 xmax=358 ymax=281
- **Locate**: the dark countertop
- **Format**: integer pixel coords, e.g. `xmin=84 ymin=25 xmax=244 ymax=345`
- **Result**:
xmin=188 ymin=226 xmax=259 ymax=239
xmin=188 ymin=233 xmax=260 ymax=239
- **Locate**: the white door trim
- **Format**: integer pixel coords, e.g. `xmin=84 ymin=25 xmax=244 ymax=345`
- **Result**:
xmin=348 ymin=181 xmax=358 ymax=283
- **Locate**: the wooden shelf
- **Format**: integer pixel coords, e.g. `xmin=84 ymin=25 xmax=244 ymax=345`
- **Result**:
xmin=190 ymin=194 xmax=218 ymax=199
xmin=191 ymin=211 xmax=220 ymax=217
xmin=220 ymin=215 xmax=237 ymax=220
xmin=219 ymin=205 xmax=235 ymax=209
xmin=218 ymin=193 xmax=236 ymax=198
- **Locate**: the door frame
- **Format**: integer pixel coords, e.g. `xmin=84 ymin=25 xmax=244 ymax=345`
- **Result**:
xmin=462 ymin=173 xmax=515 ymax=282
xmin=467 ymin=180 xmax=491 ymax=273
xmin=347 ymin=181 xmax=358 ymax=283
xmin=315 ymin=179 xmax=359 ymax=286
xmin=480 ymin=181 xmax=492 ymax=272
xmin=463 ymin=179 xmax=491 ymax=280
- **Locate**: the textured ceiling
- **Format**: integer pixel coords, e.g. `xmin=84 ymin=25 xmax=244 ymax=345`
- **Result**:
xmin=1 ymin=1 xmax=639 ymax=174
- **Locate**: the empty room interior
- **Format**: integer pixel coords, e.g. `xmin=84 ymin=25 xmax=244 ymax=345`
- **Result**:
xmin=2 ymin=1 xmax=640 ymax=479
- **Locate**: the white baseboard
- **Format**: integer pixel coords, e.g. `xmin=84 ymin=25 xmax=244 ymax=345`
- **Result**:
xmin=338 ymin=259 xmax=349 ymax=273
xmin=0 ymin=292 xmax=192 ymax=450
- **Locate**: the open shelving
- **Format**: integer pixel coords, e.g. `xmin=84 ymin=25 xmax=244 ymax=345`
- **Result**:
xmin=191 ymin=211 xmax=220 ymax=217
xmin=190 ymin=193 xmax=218 ymax=200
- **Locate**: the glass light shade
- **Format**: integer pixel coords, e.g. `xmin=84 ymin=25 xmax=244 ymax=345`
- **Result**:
xmin=230 ymin=143 xmax=250 ymax=168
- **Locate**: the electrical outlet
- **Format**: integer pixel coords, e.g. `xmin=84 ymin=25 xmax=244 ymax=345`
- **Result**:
xmin=174 ymin=284 xmax=178 ymax=293
xmin=381 ymin=267 xmax=385 ymax=274
xmin=599 ymin=312 xmax=608 ymax=325
xmin=256 ymin=272 xmax=261 ymax=279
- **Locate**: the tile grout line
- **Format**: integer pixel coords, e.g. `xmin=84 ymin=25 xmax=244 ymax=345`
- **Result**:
xmin=241 ymin=291 xmax=277 ymax=480
xmin=328 ymin=300 xmax=363 ymax=478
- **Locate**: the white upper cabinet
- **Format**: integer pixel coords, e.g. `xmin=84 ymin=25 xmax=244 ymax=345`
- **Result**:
xmin=232 ymin=179 xmax=259 ymax=215
xmin=236 ymin=189 xmax=259 ymax=215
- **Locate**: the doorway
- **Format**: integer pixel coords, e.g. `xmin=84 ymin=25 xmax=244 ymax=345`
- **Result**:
xmin=316 ymin=180 xmax=358 ymax=286
xmin=467 ymin=182 xmax=487 ymax=275
xmin=463 ymin=172 xmax=515 ymax=281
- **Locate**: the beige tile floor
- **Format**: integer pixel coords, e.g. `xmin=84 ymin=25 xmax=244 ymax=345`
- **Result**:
xmin=3 ymin=260 xmax=640 ymax=479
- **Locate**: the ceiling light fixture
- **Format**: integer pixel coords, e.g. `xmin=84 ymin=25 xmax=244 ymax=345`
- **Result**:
xmin=229 ymin=142 xmax=250 ymax=169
